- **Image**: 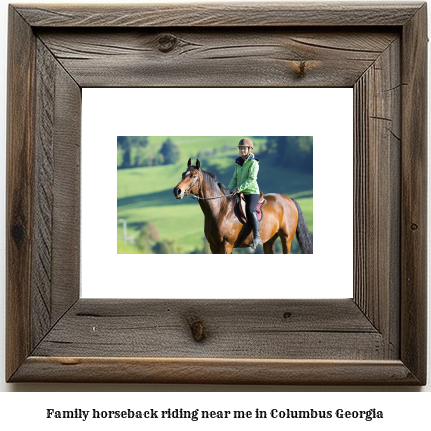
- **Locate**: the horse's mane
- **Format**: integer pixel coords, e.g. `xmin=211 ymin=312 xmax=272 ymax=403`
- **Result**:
xmin=201 ymin=169 xmax=231 ymax=196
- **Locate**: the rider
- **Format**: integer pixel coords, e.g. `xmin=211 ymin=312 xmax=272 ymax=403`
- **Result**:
xmin=228 ymin=138 xmax=262 ymax=248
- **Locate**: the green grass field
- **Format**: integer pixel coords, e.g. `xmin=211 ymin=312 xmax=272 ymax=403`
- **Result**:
xmin=117 ymin=136 xmax=313 ymax=254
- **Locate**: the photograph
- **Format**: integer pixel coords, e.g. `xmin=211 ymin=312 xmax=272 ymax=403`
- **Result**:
xmin=117 ymin=136 xmax=313 ymax=255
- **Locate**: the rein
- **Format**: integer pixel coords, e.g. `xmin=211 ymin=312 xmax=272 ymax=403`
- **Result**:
xmin=189 ymin=193 xmax=233 ymax=200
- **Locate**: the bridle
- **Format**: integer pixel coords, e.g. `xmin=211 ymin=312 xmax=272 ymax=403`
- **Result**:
xmin=182 ymin=168 xmax=202 ymax=197
xmin=179 ymin=168 xmax=233 ymax=201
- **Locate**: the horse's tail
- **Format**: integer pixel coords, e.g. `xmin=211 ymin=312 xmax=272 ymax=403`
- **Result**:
xmin=291 ymin=198 xmax=313 ymax=254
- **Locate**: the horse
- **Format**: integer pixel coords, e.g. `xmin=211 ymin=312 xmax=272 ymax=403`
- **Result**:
xmin=173 ymin=159 xmax=313 ymax=254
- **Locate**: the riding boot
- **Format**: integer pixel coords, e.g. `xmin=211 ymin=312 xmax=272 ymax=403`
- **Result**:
xmin=250 ymin=211 xmax=262 ymax=249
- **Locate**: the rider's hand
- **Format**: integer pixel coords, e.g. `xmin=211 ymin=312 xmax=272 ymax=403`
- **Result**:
xmin=231 ymin=188 xmax=238 ymax=195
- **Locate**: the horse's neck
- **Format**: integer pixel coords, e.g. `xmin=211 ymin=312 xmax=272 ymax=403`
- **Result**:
xmin=198 ymin=182 xmax=226 ymax=219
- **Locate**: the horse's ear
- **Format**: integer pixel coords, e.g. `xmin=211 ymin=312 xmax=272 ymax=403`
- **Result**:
xmin=187 ymin=158 xmax=192 ymax=167
xmin=196 ymin=159 xmax=201 ymax=169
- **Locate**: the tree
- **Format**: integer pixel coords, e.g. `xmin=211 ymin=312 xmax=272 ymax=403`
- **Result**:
xmin=191 ymin=237 xmax=211 ymax=254
xmin=151 ymin=239 xmax=184 ymax=254
xmin=117 ymin=136 xmax=127 ymax=148
xmin=265 ymin=136 xmax=278 ymax=154
xmin=144 ymin=152 xmax=157 ymax=167
xmin=118 ymin=136 xmax=132 ymax=168
xmin=282 ymin=136 xmax=312 ymax=173
xmin=134 ymin=147 xmax=147 ymax=167
xmin=158 ymin=138 xmax=181 ymax=165
xmin=151 ymin=240 xmax=173 ymax=254
xmin=264 ymin=136 xmax=313 ymax=173
xmin=137 ymin=222 xmax=160 ymax=253
xmin=117 ymin=136 xmax=149 ymax=168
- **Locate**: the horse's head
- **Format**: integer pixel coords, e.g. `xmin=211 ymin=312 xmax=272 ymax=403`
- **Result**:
xmin=173 ymin=158 xmax=202 ymax=200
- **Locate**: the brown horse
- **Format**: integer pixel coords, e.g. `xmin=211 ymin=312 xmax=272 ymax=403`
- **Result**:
xmin=173 ymin=159 xmax=313 ymax=254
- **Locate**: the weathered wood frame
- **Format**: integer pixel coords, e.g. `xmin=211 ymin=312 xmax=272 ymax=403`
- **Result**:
xmin=6 ymin=3 xmax=427 ymax=384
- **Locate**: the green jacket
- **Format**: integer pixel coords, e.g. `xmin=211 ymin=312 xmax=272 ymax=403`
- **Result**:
xmin=228 ymin=156 xmax=260 ymax=195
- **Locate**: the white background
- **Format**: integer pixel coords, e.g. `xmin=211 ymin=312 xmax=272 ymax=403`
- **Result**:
xmin=0 ymin=0 xmax=429 ymax=419
xmin=82 ymin=87 xmax=353 ymax=299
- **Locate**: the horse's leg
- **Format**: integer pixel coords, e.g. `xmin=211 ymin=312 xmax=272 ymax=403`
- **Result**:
xmin=222 ymin=239 xmax=234 ymax=254
xmin=209 ymin=243 xmax=221 ymax=254
xmin=284 ymin=238 xmax=293 ymax=254
xmin=278 ymin=231 xmax=293 ymax=254
xmin=263 ymin=233 xmax=279 ymax=254
xmin=209 ymin=241 xmax=233 ymax=254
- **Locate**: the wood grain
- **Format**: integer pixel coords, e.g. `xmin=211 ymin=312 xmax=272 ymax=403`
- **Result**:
xmin=6 ymin=7 xmax=36 ymax=381
xmin=32 ymin=40 xmax=56 ymax=347
xmin=400 ymin=3 xmax=428 ymax=385
xmin=6 ymin=2 xmax=427 ymax=385
xmin=37 ymin=29 xmax=398 ymax=88
xmin=353 ymin=38 xmax=401 ymax=358
xmin=49 ymin=49 xmax=81 ymax=325
xmin=32 ymin=299 xmax=383 ymax=359
xmin=32 ymin=39 xmax=81 ymax=347
xmin=15 ymin=2 xmax=423 ymax=27
xmin=12 ymin=357 xmax=420 ymax=385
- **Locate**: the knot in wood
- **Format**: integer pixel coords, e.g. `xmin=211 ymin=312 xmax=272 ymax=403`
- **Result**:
xmin=11 ymin=222 xmax=26 ymax=246
xmin=411 ymin=223 xmax=419 ymax=231
xmin=186 ymin=314 xmax=206 ymax=342
xmin=294 ymin=61 xmax=307 ymax=78
xmin=157 ymin=34 xmax=179 ymax=53
xmin=288 ymin=60 xmax=321 ymax=79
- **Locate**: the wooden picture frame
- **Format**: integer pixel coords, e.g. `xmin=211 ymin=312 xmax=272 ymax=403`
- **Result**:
xmin=6 ymin=2 xmax=427 ymax=384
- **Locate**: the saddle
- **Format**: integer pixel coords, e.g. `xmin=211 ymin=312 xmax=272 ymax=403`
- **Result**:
xmin=236 ymin=192 xmax=267 ymax=223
